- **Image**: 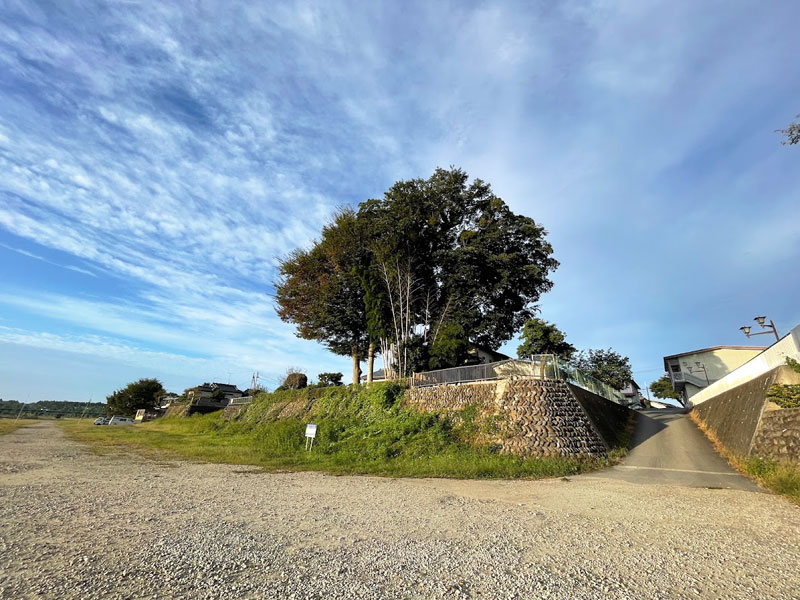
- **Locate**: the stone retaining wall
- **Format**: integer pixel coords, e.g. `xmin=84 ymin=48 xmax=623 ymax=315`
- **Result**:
xmin=751 ymin=408 xmax=800 ymax=461
xmin=406 ymin=378 xmax=623 ymax=457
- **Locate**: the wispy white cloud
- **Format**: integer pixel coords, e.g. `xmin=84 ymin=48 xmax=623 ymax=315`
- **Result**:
xmin=0 ymin=1 xmax=798 ymax=400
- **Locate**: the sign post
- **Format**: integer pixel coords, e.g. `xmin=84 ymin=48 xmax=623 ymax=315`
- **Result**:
xmin=305 ymin=423 xmax=317 ymax=451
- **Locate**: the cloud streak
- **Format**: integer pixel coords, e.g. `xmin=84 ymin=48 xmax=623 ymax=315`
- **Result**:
xmin=1 ymin=1 xmax=799 ymax=400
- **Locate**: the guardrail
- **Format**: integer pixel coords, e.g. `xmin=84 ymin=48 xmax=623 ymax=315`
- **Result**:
xmin=228 ymin=396 xmax=253 ymax=406
xmin=411 ymin=356 xmax=627 ymax=405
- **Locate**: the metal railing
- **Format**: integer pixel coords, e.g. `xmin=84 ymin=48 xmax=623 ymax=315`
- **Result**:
xmin=228 ymin=396 xmax=253 ymax=406
xmin=411 ymin=356 xmax=560 ymax=387
xmin=411 ymin=356 xmax=627 ymax=405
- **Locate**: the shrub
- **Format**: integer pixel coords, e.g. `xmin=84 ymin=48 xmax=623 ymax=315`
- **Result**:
xmin=283 ymin=372 xmax=308 ymax=389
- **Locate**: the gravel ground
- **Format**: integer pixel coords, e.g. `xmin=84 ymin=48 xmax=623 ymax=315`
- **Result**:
xmin=1 ymin=422 xmax=799 ymax=599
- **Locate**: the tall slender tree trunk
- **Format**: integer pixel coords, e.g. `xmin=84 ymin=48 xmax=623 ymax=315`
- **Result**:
xmin=352 ymin=349 xmax=361 ymax=387
xmin=367 ymin=342 xmax=375 ymax=385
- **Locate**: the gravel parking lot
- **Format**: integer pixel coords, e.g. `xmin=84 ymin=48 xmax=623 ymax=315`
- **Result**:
xmin=1 ymin=421 xmax=799 ymax=599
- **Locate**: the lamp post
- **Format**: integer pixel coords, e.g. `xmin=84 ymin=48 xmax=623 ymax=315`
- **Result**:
xmin=739 ymin=316 xmax=780 ymax=343
xmin=688 ymin=361 xmax=710 ymax=386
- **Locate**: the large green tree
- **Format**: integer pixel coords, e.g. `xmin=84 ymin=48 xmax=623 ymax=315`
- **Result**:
xmin=106 ymin=378 xmax=165 ymax=416
xmin=275 ymin=209 xmax=370 ymax=385
xmin=358 ymin=167 xmax=558 ymax=376
xmin=517 ymin=318 xmax=576 ymax=360
xmin=570 ymin=349 xmax=632 ymax=391
xmin=276 ymin=168 xmax=558 ymax=381
xmin=650 ymin=374 xmax=682 ymax=401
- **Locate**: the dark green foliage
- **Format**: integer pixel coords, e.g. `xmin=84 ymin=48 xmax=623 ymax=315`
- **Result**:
xmin=570 ymin=349 xmax=632 ymax=391
xmin=283 ymin=372 xmax=308 ymax=389
xmin=765 ymin=359 xmax=800 ymax=408
xmin=650 ymin=374 xmax=682 ymax=401
xmin=317 ymin=372 xmax=343 ymax=387
xmin=778 ymin=115 xmax=800 ymax=145
xmin=516 ymin=318 xmax=575 ymax=360
xmin=359 ymin=167 xmax=558 ymax=359
xmin=0 ymin=399 xmax=106 ymax=418
xmin=428 ymin=322 xmax=468 ymax=369
xmin=277 ymin=167 xmax=559 ymax=379
xmin=106 ymin=378 xmax=165 ymax=416
xmin=766 ymin=384 xmax=800 ymax=408
xmin=275 ymin=209 xmax=370 ymax=380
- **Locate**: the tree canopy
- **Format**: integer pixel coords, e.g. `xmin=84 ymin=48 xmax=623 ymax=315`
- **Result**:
xmin=106 ymin=378 xmax=165 ymax=416
xmin=650 ymin=374 xmax=682 ymax=401
xmin=570 ymin=349 xmax=632 ymax=391
xmin=517 ymin=318 xmax=576 ymax=360
xmin=778 ymin=114 xmax=800 ymax=145
xmin=275 ymin=167 xmax=558 ymax=380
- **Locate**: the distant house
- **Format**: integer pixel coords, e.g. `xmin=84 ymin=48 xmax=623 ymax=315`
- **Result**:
xmin=185 ymin=382 xmax=244 ymax=412
xmin=663 ymin=346 xmax=766 ymax=404
xmin=620 ymin=380 xmax=642 ymax=403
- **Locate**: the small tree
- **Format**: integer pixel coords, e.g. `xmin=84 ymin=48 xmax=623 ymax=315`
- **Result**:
xmin=650 ymin=374 xmax=682 ymax=401
xmin=571 ymin=349 xmax=632 ymax=391
xmin=106 ymin=378 xmax=165 ymax=416
xmin=282 ymin=372 xmax=308 ymax=389
xmin=517 ymin=318 xmax=576 ymax=360
xmin=317 ymin=372 xmax=343 ymax=387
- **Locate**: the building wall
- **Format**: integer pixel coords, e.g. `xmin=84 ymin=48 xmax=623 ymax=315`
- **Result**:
xmin=668 ymin=348 xmax=764 ymax=401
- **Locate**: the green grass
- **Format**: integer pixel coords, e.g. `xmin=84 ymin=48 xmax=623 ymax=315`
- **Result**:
xmin=59 ymin=383 xmax=622 ymax=479
xmin=0 ymin=419 xmax=36 ymax=435
xmin=742 ymin=456 xmax=800 ymax=504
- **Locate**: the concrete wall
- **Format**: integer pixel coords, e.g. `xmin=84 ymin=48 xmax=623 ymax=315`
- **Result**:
xmin=691 ymin=365 xmax=800 ymax=458
xmin=688 ymin=324 xmax=800 ymax=406
xmin=406 ymin=378 xmax=631 ymax=458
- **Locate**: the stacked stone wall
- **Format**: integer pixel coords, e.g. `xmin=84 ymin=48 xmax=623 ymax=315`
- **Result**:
xmin=750 ymin=408 xmax=800 ymax=461
xmin=406 ymin=378 xmax=617 ymax=457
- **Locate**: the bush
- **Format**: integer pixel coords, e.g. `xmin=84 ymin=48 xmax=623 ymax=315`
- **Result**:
xmin=317 ymin=372 xmax=343 ymax=387
xmin=283 ymin=372 xmax=308 ymax=389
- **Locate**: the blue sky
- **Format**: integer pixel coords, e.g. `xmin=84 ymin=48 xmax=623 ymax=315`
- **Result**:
xmin=1 ymin=1 xmax=798 ymax=402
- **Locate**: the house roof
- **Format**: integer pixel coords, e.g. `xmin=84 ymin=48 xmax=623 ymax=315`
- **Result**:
xmin=663 ymin=345 xmax=766 ymax=362
xmin=211 ymin=382 xmax=241 ymax=392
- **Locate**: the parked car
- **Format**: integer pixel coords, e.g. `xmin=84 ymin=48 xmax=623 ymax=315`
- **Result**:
xmin=93 ymin=417 xmax=110 ymax=425
xmin=107 ymin=416 xmax=134 ymax=425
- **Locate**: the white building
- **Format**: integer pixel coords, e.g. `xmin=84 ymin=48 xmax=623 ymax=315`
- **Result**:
xmin=663 ymin=345 xmax=766 ymax=404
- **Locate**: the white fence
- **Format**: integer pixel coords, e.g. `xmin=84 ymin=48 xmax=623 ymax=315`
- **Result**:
xmin=688 ymin=323 xmax=800 ymax=406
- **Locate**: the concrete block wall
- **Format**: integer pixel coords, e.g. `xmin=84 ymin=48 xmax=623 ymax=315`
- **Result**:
xmin=691 ymin=365 xmax=800 ymax=460
xmin=406 ymin=378 xmax=620 ymax=458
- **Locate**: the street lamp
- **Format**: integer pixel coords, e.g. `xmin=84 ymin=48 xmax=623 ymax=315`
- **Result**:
xmin=688 ymin=361 xmax=710 ymax=386
xmin=739 ymin=316 xmax=780 ymax=342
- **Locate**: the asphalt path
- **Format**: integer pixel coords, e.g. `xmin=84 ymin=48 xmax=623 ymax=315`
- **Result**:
xmin=586 ymin=408 xmax=762 ymax=491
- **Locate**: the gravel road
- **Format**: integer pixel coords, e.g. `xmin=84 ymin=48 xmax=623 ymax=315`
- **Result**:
xmin=1 ymin=421 xmax=798 ymax=599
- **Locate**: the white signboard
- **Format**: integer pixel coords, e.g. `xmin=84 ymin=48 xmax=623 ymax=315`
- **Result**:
xmin=305 ymin=423 xmax=317 ymax=451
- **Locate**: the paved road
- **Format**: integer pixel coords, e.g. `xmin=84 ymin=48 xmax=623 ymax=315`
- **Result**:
xmin=586 ymin=408 xmax=761 ymax=491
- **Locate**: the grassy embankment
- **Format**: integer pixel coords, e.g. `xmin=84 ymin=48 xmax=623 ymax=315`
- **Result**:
xmin=60 ymin=383 xmax=625 ymax=479
xmin=690 ymin=411 xmax=800 ymax=505
xmin=0 ymin=419 xmax=37 ymax=436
